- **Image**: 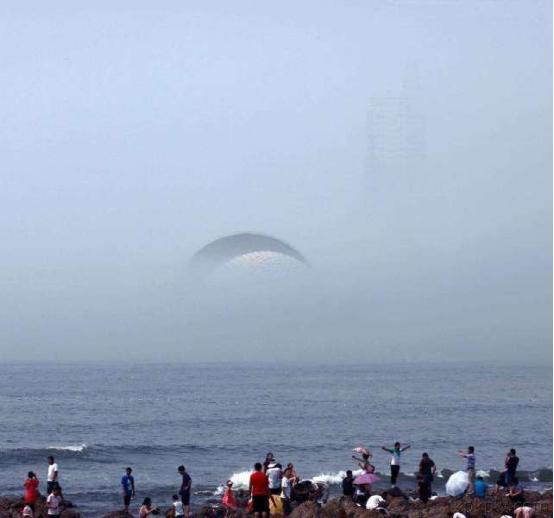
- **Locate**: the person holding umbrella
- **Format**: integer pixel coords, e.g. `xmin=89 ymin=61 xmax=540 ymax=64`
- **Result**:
xmin=351 ymin=447 xmax=380 ymax=499
xmin=382 ymin=442 xmax=411 ymax=487
xmin=352 ymin=446 xmax=375 ymax=473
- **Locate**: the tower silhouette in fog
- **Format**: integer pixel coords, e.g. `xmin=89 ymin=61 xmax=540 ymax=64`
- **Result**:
xmin=367 ymin=73 xmax=426 ymax=199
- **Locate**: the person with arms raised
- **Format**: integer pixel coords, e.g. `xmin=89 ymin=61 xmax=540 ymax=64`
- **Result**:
xmin=382 ymin=442 xmax=411 ymax=487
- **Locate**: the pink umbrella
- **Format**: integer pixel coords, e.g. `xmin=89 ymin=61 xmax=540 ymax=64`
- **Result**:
xmin=352 ymin=446 xmax=371 ymax=456
xmin=353 ymin=473 xmax=381 ymax=485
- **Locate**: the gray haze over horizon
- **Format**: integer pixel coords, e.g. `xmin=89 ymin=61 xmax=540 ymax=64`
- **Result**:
xmin=1 ymin=1 xmax=552 ymax=363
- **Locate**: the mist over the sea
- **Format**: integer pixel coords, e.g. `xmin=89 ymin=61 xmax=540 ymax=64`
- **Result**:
xmin=0 ymin=0 xmax=551 ymax=363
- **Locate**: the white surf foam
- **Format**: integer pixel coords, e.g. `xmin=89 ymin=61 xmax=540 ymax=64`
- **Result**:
xmin=214 ymin=469 xmax=252 ymax=495
xmin=47 ymin=443 xmax=87 ymax=452
xmin=312 ymin=470 xmax=364 ymax=485
xmin=215 ymin=468 xmax=366 ymax=494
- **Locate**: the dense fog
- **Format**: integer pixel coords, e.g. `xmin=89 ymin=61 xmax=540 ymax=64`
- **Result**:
xmin=0 ymin=1 xmax=551 ymax=363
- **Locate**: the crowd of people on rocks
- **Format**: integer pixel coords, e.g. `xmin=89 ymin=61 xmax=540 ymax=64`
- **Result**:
xmin=17 ymin=444 xmax=535 ymax=517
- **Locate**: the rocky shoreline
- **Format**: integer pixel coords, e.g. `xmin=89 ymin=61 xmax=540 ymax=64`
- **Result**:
xmin=1 ymin=490 xmax=552 ymax=518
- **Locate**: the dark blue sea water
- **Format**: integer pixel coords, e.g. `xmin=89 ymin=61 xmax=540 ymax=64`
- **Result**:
xmin=0 ymin=362 xmax=551 ymax=516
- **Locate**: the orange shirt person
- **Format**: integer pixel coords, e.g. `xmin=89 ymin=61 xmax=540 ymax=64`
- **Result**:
xmin=249 ymin=463 xmax=270 ymax=518
xmin=24 ymin=472 xmax=39 ymax=509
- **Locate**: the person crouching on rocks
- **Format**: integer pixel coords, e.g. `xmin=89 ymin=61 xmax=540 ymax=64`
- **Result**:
xmin=416 ymin=473 xmax=431 ymax=503
xmin=172 ymin=494 xmax=185 ymax=517
xmin=139 ymin=497 xmax=159 ymax=518
xmin=354 ymin=483 xmax=371 ymax=506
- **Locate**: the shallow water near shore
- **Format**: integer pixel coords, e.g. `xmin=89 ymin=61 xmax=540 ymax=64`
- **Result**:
xmin=0 ymin=362 xmax=551 ymax=516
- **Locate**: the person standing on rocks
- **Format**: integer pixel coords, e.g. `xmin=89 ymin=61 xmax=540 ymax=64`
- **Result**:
xmin=418 ymin=452 xmax=436 ymax=498
xmin=457 ymin=446 xmax=476 ymax=493
xmin=263 ymin=452 xmax=275 ymax=473
xmin=46 ymin=485 xmax=62 ymax=518
xmin=352 ymin=451 xmax=374 ymax=473
xmin=266 ymin=461 xmax=282 ymax=495
xmin=121 ymin=467 xmax=135 ymax=513
xmin=504 ymin=448 xmax=520 ymax=487
xmin=46 ymin=456 xmax=59 ymax=495
xmin=342 ymin=470 xmax=355 ymax=498
xmin=249 ymin=462 xmax=270 ymax=518
xmin=281 ymin=467 xmax=293 ymax=501
xmin=177 ymin=465 xmax=192 ymax=518
xmin=286 ymin=463 xmax=299 ymax=485
xmin=381 ymin=442 xmax=411 ymax=487
xmin=24 ymin=471 xmax=40 ymax=511
xmin=221 ymin=480 xmax=238 ymax=516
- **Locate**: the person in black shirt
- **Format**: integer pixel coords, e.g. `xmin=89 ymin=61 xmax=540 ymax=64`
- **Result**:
xmin=505 ymin=448 xmax=520 ymax=486
xmin=342 ymin=470 xmax=354 ymax=498
xmin=177 ymin=465 xmax=192 ymax=518
xmin=418 ymin=452 xmax=436 ymax=501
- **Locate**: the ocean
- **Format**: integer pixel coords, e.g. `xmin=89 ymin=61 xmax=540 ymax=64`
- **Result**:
xmin=0 ymin=362 xmax=551 ymax=516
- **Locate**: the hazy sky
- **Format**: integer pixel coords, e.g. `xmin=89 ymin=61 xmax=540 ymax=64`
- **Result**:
xmin=0 ymin=0 xmax=551 ymax=363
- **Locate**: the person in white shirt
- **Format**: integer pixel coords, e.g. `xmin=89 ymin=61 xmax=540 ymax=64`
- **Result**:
xmin=47 ymin=456 xmax=59 ymax=495
xmin=172 ymin=494 xmax=185 ymax=517
xmin=266 ymin=462 xmax=282 ymax=495
xmin=46 ymin=486 xmax=62 ymax=517
xmin=281 ymin=468 xmax=292 ymax=500
xmin=366 ymin=494 xmax=386 ymax=510
xmin=381 ymin=442 xmax=411 ymax=487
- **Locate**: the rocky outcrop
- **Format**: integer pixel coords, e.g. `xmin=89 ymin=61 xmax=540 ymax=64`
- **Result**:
xmin=288 ymin=492 xmax=553 ymax=518
xmin=3 ymin=491 xmax=552 ymax=518
xmin=0 ymin=496 xmax=80 ymax=518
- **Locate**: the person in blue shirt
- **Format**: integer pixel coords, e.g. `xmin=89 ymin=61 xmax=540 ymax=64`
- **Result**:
xmin=121 ymin=467 xmax=135 ymax=513
xmin=474 ymin=475 xmax=487 ymax=497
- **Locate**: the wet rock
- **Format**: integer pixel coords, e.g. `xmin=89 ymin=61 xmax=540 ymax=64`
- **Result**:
xmin=289 ymin=491 xmax=553 ymax=518
xmin=0 ymin=495 xmax=80 ymax=518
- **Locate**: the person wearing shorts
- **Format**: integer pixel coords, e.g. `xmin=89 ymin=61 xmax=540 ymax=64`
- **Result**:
xmin=249 ymin=462 xmax=270 ymax=518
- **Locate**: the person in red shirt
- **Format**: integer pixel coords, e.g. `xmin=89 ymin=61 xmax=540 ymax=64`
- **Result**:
xmin=249 ymin=463 xmax=269 ymax=518
xmin=23 ymin=471 xmax=40 ymax=510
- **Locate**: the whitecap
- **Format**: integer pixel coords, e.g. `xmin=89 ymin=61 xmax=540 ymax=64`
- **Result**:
xmin=47 ymin=443 xmax=87 ymax=452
